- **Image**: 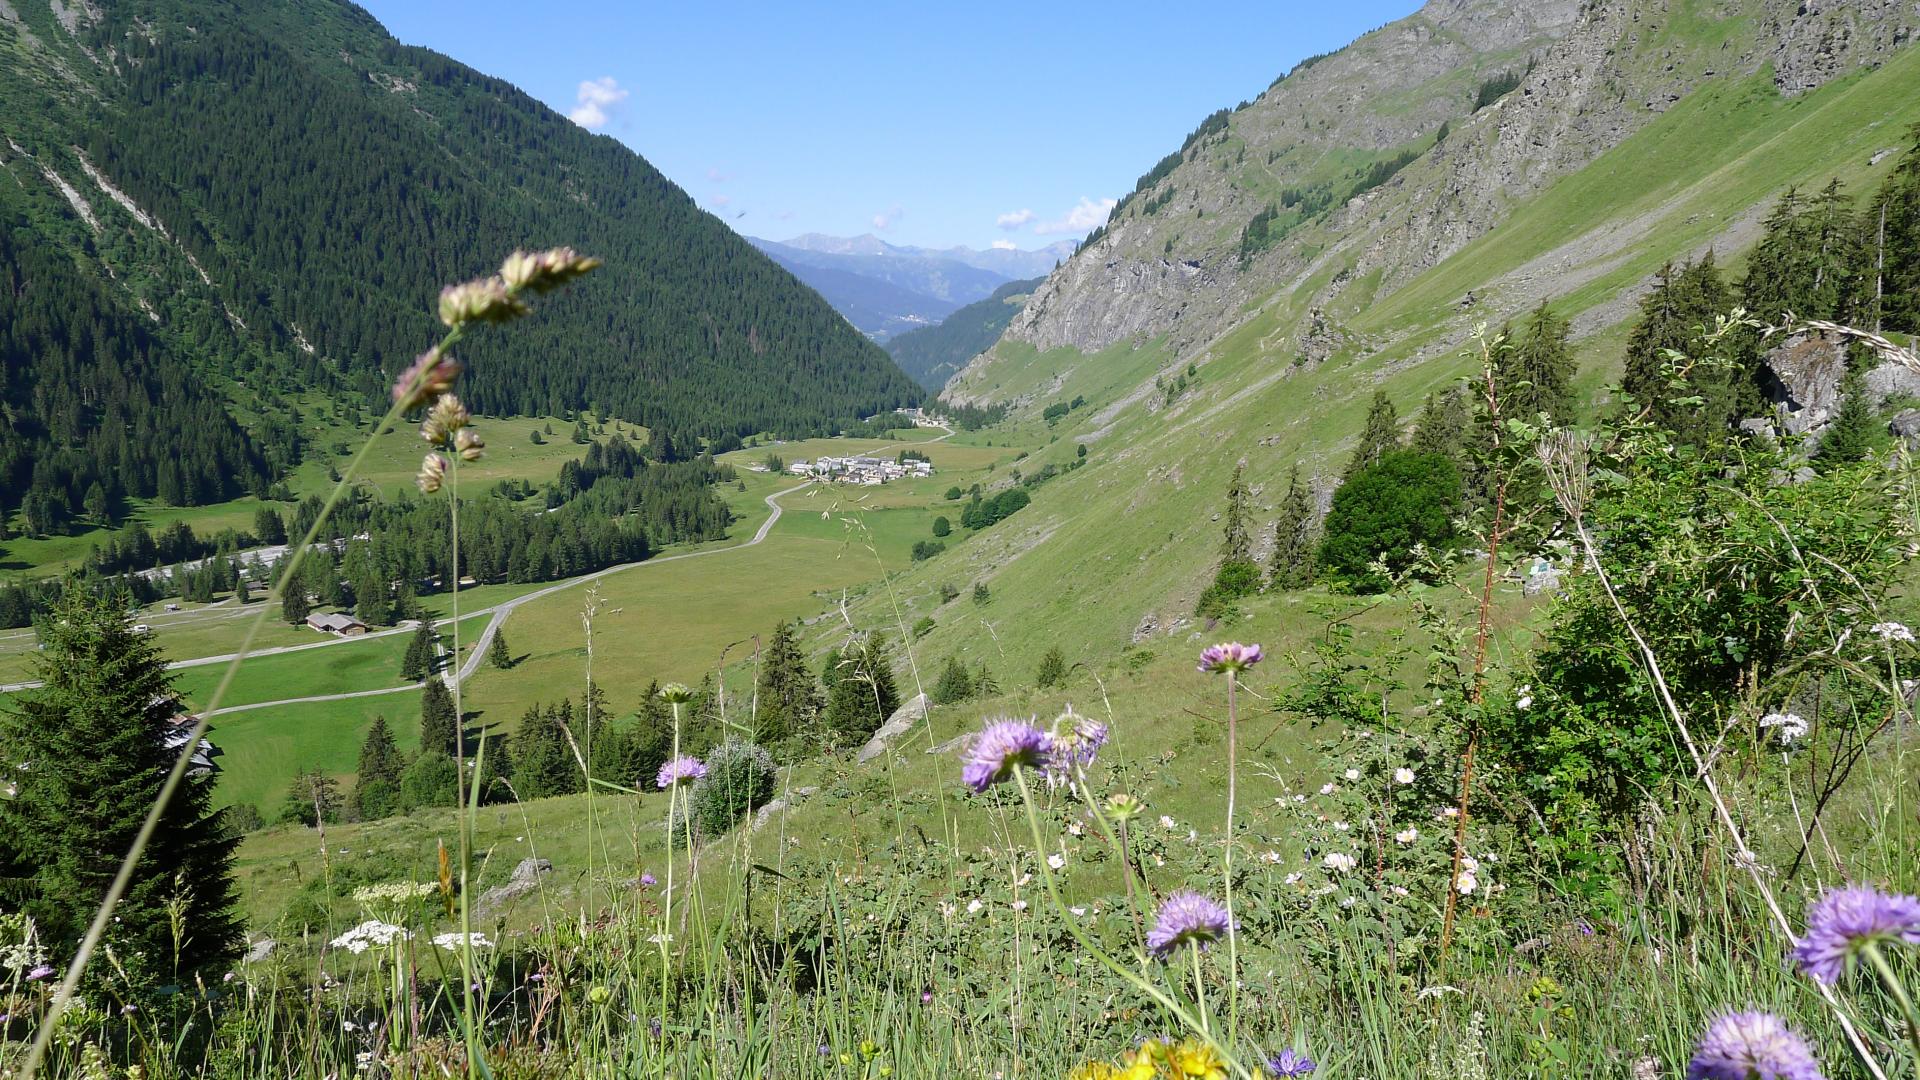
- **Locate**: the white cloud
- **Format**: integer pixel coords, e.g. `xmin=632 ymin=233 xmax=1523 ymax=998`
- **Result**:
xmin=710 ymin=194 xmax=732 ymax=208
xmin=568 ymin=77 xmax=628 ymax=129
xmin=991 ymin=239 xmax=1017 ymax=250
xmin=872 ymin=204 xmax=904 ymax=230
xmin=1032 ymin=196 xmax=1117 ymax=236
xmin=995 ymin=208 xmax=1035 ymax=230
xmin=706 ymin=167 xmax=732 ymax=184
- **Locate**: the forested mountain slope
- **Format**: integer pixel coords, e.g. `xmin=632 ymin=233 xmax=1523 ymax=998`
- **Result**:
xmin=885 ymin=278 xmax=1044 ymax=390
xmin=0 ymin=0 xmax=918 ymax=520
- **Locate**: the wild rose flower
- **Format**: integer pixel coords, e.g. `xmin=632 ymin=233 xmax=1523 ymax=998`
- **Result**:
xmin=655 ymin=755 xmax=706 ymax=789
xmin=1687 ymin=1011 xmax=1824 ymax=1080
xmin=392 ymin=349 xmax=464 ymax=410
xmin=961 ymin=719 xmax=1051 ymax=792
xmin=1198 ymin=641 xmax=1263 ymax=674
xmin=1323 ymin=852 xmax=1357 ymax=873
xmin=1791 ymin=883 xmax=1920 ymax=984
xmin=1394 ymin=767 xmax=1416 ymax=785
xmin=1146 ymin=890 xmax=1231 ymax=957
xmin=1268 ymin=1047 xmax=1317 ymax=1077
xmin=1395 ymin=827 xmax=1419 ymax=845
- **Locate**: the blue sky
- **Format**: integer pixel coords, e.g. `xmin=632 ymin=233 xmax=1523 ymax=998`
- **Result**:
xmin=359 ymin=1 xmax=1422 ymax=251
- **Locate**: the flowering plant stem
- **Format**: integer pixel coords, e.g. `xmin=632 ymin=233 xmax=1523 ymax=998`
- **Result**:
xmin=1862 ymin=942 xmax=1920 ymax=1062
xmin=1010 ymin=766 xmax=1254 ymax=1080
xmin=1223 ymin=669 xmax=1242 ymax=1047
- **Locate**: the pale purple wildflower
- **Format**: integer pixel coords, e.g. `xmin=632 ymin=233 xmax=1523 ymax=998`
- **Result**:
xmin=1791 ymin=883 xmax=1920 ymax=984
xmin=1198 ymin=641 xmax=1263 ymax=674
xmin=1268 ymin=1048 xmax=1317 ymax=1077
xmin=961 ymin=720 xmax=1051 ymax=792
xmin=25 ymin=965 xmax=52 ymax=982
xmin=1687 ymin=1011 xmax=1824 ymax=1080
xmin=655 ymin=756 xmax=706 ymax=789
xmin=1045 ymin=715 xmax=1109 ymax=782
xmin=640 ymin=872 xmax=657 ymax=887
xmin=1146 ymin=889 xmax=1231 ymax=957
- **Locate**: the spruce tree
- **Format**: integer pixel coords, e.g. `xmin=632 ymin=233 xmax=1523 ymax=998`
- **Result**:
xmin=487 ymin=628 xmax=513 ymax=669
xmin=420 ymin=678 xmax=459 ymax=758
xmin=1816 ymin=369 xmax=1886 ymax=470
xmin=1200 ymin=464 xmax=1262 ymax=617
xmin=1503 ymin=301 xmax=1576 ymax=425
xmin=354 ymin=715 xmax=404 ymax=819
xmin=0 ymin=587 xmax=241 ymax=981
xmin=931 ymin=656 xmax=974 ymax=705
xmin=1034 ymin=646 xmax=1068 ymax=690
xmin=1269 ymin=465 xmax=1318 ymax=591
xmin=823 ymin=634 xmax=901 ymax=742
xmin=755 ymin=619 xmax=821 ymax=745
xmin=1219 ymin=464 xmax=1252 ymax=564
xmin=1411 ymin=385 xmax=1472 ymax=465
xmin=1872 ymin=124 xmax=1920 ymax=332
xmin=279 ymin=770 xmax=343 ymax=826
xmin=401 ymin=618 xmax=438 ymax=681
xmin=1345 ymin=390 xmax=1402 ymax=480
xmin=281 ymin=576 xmax=312 ymax=626
xmin=1622 ymin=255 xmax=1738 ymax=447
xmin=513 ymin=702 xmax=582 ymax=799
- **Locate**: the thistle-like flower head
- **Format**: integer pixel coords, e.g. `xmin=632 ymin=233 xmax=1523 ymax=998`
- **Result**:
xmin=1686 ymin=1011 xmax=1824 ymax=1080
xmin=1791 ymin=883 xmax=1920 ymax=984
xmin=1104 ymin=792 xmax=1146 ymax=821
xmin=960 ymin=719 xmax=1051 ymax=792
xmin=657 ymin=683 xmax=695 ymax=704
xmin=1267 ymin=1048 xmax=1317 ymax=1078
xmin=1146 ymin=889 xmax=1231 ymax=957
xmin=1198 ymin=641 xmax=1263 ymax=674
xmin=655 ymin=755 xmax=706 ymax=789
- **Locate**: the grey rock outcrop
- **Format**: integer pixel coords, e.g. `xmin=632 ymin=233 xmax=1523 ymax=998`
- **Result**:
xmin=1761 ymin=331 xmax=1849 ymax=434
xmin=1890 ymin=408 xmax=1920 ymax=449
xmin=473 ymin=856 xmax=552 ymax=919
xmin=856 ymin=693 xmax=929 ymax=763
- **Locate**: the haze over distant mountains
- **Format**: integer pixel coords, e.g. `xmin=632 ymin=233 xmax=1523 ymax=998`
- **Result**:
xmin=746 ymin=233 xmax=1073 ymax=342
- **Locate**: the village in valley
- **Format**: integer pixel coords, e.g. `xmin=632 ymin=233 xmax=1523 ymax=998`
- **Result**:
xmin=786 ymin=453 xmax=934 ymax=485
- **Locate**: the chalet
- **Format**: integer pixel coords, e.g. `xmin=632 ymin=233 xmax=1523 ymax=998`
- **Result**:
xmin=306 ymin=611 xmax=369 ymax=636
xmin=165 ymin=716 xmax=221 ymax=777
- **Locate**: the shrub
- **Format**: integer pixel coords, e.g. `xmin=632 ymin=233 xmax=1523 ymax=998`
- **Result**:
xmin=931 ymin=516 xmax=951 ymax=537
xmin=689 ymin=740 xmax=777 ymax=838
xmin=912 ymin=616 xmax=936 ymax=639
xmin=911 ymin=540 xmax=946 ymax=561
xmin=400 ymin=752 xmax=461 ymax=810
xmin=1034 ymin=646 xmax=1068 ymax=689
xmin=1317 ymin=450 xmax=1462 ymax=592
xmin=1196 ymin=559 xmax=1261 ymax=620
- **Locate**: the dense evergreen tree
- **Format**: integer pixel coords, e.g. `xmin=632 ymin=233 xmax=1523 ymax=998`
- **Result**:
xmin=755 ymin=620 xmax=821 ymax=746
xmin=353 ymin=716 xmax=405 ymax=820
xmin=512 ymin=701 xmax=583 ymax=800
xmin=931 ymin=656 xmax=975 ymax=705
xmin=1268 ymin=466 xmax=1319 ymax=591
xmin=281 ymin=581 xmax=312 ymax=626
xmin=823 ymin=634 xmax=901 ymax=743
xmin=487 ymin=629 xmax=514 ymax=669
xmin=1034 ymin=647 xmax=1069 ymax=690
xmin=0 ymin=587 xmax=241 ymax=983
xmin=420 ymin=679 xmax=459 ymax=758
xmin=1815 ymin=369 xmax=1887 ymax=469
xmin=1873 ymin=125 xmax=1920 ymax=332
xmin=1501 ymin=302 xmax=1577 ymax=425
xmin=1621 ymin=255 xmax=1738 ymax=446
xmin=1411 ymin=386 xmax=1472 ymax=463
xmin=1345 ymin=390 xmax=1402 ymax=480
xmin=401 ymin=619 xmax=439 ymax=681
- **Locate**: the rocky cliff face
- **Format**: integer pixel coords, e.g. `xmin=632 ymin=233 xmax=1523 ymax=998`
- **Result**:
xmin=974 ymin=0 xmax=1918 ymax=386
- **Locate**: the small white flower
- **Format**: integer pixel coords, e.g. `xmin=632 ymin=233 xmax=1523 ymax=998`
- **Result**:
xmin=1440 ymin=806 xmax=1459 ymax=818
xmin=1069 ymin=906 xmax=1087 ymax=917
xmin=966 ymin=899 xmax=984 ymax=914
xmin=1284 ymin=872 xmax=1303 ymax=885
xmin=329 ymin=921 xmax=409 ymax=954
xmin=1067 ymin=821 xmax=1084 ymax=836
xmin=1011 ymin=900 xmax=1028 ymax=912
xmin=1516 ymin=695 xmax=1533 ymax=710
xmin=1047 ymin=852 xmax=1066 ymax=871
xmin=1318 ymin=783 xmax=1336 ymax=796
xmin=1261 ymin=850 xmax=1284 ymax=864
xmin=1323 ymin=852 xmax=1358 ymax=873
xmin=1338 ymin=896 xmax=1357 ymax=909
xmin=1159 ymin=815 xmax=1177 ymax=830
xmin=1390 ymin=885 xmax=1409 ymax=897
xmin=1456 ymin=873 xmax=1478 ymax=895
xmin=1758 ymin=711 xmax=1809 ymax=745
xmin=1416 ymin=985 xmax=1463 ymax=1000
xmin=1393 ymin=767 xmax=1415 ymax=785
xmin=1343 ymin=768 xmax=1360 ymax=781
xmin=1395 ymin=827 xmax=1419 ymax=845
xmin=1332 ymin=821 xmax=1350 ymax=832
xmin=431 ymin=932 xmax=493 ymax=952
xmin=1870 ymin=621 xmax=1915 ymax=643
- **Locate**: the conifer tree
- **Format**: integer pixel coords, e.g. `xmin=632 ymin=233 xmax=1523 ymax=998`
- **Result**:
xmin=1268 ymin=465 xmax=1319 ymax=590
xmin=1200 ymin=464 xmax=1263 ymax=617
xmin=1622 ymin=255 xmax=1737 ymax=447
xmin=1503 ymin=302 xmax=1576 ymax=425
xmin=755 ymin=619 xmax=821 ymax=744
xmin=1411 ymin=385 xmax=1472 ymax=464
xmin=513 ymin=701 xmax=583 ymax=799
xmin=0 ymin=587 xmax=240 ymax=981
xmin=401 ymin=618 xmax=438 ymax=681
xmin=1345 ymin=390 xmax=1402 ymax=480
xmin=1035 ymin=646 xmax=1068 ymax=690
xmin=420 ymin=677 xmax=459 ymax=758
xmin=1871 ymin=124 xmax=1920 ymax=332
xmin=931 ymin=656 xmax=974 ymax=705
xmin=279 ymin=770 xmax=343 ymax=826
xmin=487 ymin=628 xmax=513 ymax=669
xmin=281 ymin=576 xmax=312 ymax=626
xmin=1219 ymin=464 xmax=1252 ymax=564
xmin=1816 ymin=369 xmax=1886 ymax=469
xmin=353 ymin=715 xmax=404 ymax=820
xmin=823 ymin=634 xmax=901 ymax=742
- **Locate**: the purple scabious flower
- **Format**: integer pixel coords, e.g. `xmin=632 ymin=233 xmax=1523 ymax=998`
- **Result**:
xmin=1268 ymin=1047 xmax=1317 ymax=1077
xmin=1198 ymin=642 xmax=1263 ymax=674
xmin=25 ymin=965 xmax=52 ymax=982
xmin=640 ymin=872 xmax=657 ymax=887
xmin=1687 ymin=1011 xmax=1824 ymax=1080
xmin=961 ymin=720 xmax=1051 ymax=792
xmin=1145 ymin=889 xmax=1231 ymax=957
xmin=655 ymin=755 xmax=706 ymax=789
xmin=1791 ymin=883 xmax=1920 ymax=984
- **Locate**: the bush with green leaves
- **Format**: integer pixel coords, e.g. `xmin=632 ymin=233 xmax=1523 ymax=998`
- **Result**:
xmin=1317 ymin=450 xmax=1462 ymax=592
xmin=688 ymin=740 xmax=778 ymax=838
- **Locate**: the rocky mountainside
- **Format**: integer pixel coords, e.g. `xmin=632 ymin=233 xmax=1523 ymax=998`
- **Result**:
xmin=959 ymin=0 xmax=1917 ymax=393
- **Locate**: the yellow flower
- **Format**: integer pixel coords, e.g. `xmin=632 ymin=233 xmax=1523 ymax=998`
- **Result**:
xmin=859 ymin=1038 xmax=880 ymax=1060
xmin=1068 ymin=1064 xmax=1122 ymax=1080
xmin=1167 ymin=1038 xmax=1228 ymax=1079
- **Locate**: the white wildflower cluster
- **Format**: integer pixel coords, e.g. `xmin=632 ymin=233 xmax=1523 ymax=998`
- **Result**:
xmin=0 ymin=910 xmax=46 ymax=973
xmin=1870 ymin=621 xmax=1915 ymax=643
xmin=431 ymin=932 xmax=493 ymax=952
xmin=1322 ymin=852 xmax=1358 ymax=874
xmin=1758 ymin=711 xmax=1809 ymax=746
xmin=330 ymin=921 xmax=411 ymax=955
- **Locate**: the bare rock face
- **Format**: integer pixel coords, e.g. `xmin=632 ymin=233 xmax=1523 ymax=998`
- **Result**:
xmin=1865 ymin=360 xmax=1920 ymax=406
xmin=1761 ymin=331 xmax=1849 ymax=434
xmin=1889 ymin=407 xmax=1920 ymax=449
xmin=473 ymin=857 xmax=552 ymax=919
xmin=856 ymin=693 xmax=929 ymax=763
